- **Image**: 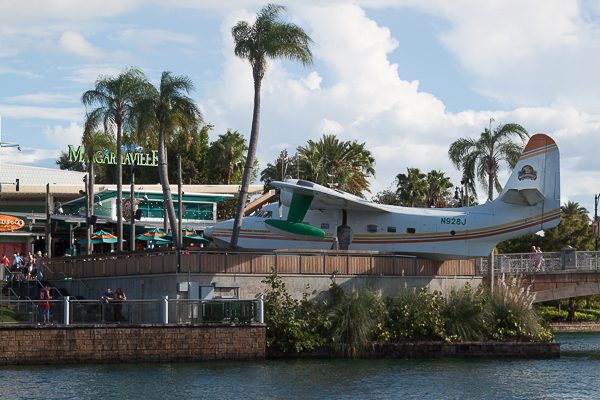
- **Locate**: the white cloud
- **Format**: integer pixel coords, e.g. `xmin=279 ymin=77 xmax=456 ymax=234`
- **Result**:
xmin=0 ymin=105 xmax=83 ymax=121
xmin=65 ymin=64 xmax=125 ymax=85
xmin=43 ymin=122 xmax=84 ymax=146
xmin=5 ymin=92 xmax=80 ymax=105
xmin=58 ymin=31 xmax=131 ymax=62
xmin=316 ymin=118 xmax=344 ymax=135
xmin=0 ymin=67 xmax=43 ymax=79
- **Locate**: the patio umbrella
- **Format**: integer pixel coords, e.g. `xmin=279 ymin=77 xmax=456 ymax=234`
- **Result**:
xmin=163 ymin=228 xmax=210 ymax=244
xmin=135 ymin=228 xmax=167 ymax=241
xmin=77 ymin=230 xmax=122 ymax=244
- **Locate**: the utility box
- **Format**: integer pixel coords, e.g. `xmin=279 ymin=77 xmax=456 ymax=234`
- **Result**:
xmin=562 ymin=246 xmax=577 ymax=269
xmin=177 ymin=282 xmax=214 ymax=299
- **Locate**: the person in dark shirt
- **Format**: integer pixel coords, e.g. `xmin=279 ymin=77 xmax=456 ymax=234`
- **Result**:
xmin=101 ymin=287 xmax=115 ymax=323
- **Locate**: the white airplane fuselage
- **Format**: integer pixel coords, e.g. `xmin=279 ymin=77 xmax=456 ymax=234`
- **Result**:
xmin=205 ymin=134 xmax=561 ymax=261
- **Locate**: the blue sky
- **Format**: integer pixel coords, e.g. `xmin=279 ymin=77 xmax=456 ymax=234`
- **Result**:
xmin=1 ymin=0 xmax=600 ymax=215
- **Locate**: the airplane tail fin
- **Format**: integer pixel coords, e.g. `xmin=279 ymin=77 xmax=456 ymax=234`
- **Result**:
xmin=498 ymin=134 xmax=560 ymax=229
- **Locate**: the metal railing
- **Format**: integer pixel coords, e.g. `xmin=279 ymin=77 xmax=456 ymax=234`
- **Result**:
xmin=0 ymin=297 xmax=263 ymax=326
xmin=479 ymin=251 xmax=600 ymax=274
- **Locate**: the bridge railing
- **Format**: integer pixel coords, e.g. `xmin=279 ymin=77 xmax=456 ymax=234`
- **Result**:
xmin=479 ymin=250 xmax=600 ymax=274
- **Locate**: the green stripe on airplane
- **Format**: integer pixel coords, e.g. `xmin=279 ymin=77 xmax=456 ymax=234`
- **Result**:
xmin=264 ymin=219 xmax=326 ymax=238
xmin=287 ymin=193 xmax=314 ymax=223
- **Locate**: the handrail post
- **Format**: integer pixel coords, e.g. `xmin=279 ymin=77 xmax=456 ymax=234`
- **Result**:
xmin=258 ymin=295 xmax=264 ymax=324
xmin=63 ymin=296 xmax=70 ymax=325
xmin=162 ymin=296 xmax=169 ymax=324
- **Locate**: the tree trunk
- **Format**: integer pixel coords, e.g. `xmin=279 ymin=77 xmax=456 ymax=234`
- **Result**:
xmin=158 ymin=122 xmax=180 ymax=249
xmin=488 ymin=172 xmax=494 ymax=201
xmin=86 ymin=160 xmax=94 ymax=255
xmin=230 ymin=76 xmax=262 ymax=248
xmin=117 ymin=124 xmax=123 ymax=252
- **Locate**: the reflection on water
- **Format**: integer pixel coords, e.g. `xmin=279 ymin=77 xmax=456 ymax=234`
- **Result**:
xmin=2 ymin=332 xmax=600 ymax=400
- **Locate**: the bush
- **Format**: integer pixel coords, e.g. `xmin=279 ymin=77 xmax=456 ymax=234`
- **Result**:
xmin=328 ymin=286 xmax=383 ymax=358
xmin=379 ymin=287 xmax=445 ymax=341
xmin=440 ymin=283 xmax=485 ymax=341
xmin=537 ymin=306 xmax=598 ymax=322
xmin=484 ymin=277 xmax=553 ymax=342
xmin=262 ymin=268 xmax=329 ymax=353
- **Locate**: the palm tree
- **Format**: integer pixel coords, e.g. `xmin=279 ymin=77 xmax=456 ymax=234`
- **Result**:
xmin=136 ymin=71 xmax=202 ymax=249
xmin=230 ymin=3 xmax=313 ymax=248
xmin=561 ymin=201 xmax=589 ymax=220
xmin=425 ymin=170 xmax=453 ymax=208
xmin=82 ymin=67 xmax=151 ymax=251
xmin=214 ymin=129 xmax=248 ymax=185
xmin=448 ymin=122 xmax=529 ymax=201
xmin=81 ymin=126 xmax=114 ymax=254
xmin=396 ymin=167 xmax=426 ymax=207
xmin=260 ymin=149 xmax=297 ymax=191
xmin=296 ymin=135 xmax=376 ymax=196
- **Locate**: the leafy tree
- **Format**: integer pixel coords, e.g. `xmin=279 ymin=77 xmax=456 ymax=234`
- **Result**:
xmin=296 ymin=134 xmax=376 ymax=197
xmin=561 ymin=201 xmax=589 ymax=218
xmin=543 ymin=202 xmax=593 ymax=251
xmin=230 ymin=3 xmax=313 ymax=248
xmin=213 ymin=129 xmax=247 ymax=185
xmin=448 ymin=122 xmax=529 ymax=200
xmin=371 ymin=185 xmax=402 ymax=206
xmin=81 ymin=67 xmax=151 ymax=251
xmin=396 ymin=167 xmax=426 ymax=207
xmin=261 ymin=149 xmax=298 ymax=192
xmin=55 ymin=152 xmax=86 ymax=172
xmin=136 ymin=71 xmax=202 ymax=249
xmin=425 ymin=170 xmax=454 ymax=208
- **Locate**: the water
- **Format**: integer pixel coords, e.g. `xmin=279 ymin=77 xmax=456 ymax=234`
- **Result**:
xmin=1 ymin=332 xmax=599 ymax=399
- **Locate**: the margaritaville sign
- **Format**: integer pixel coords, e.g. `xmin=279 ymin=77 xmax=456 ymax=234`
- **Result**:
xmin=0 ymin=215 xmax=25 ymax=231
xmin=68 ymin=144 xmax=158 ymax=166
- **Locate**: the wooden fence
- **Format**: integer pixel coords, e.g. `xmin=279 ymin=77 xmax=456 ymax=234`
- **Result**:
xmin=43 ymin=250 xmax=479 ymax=280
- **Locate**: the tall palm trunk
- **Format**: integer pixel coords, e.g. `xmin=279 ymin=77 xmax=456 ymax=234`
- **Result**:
xmin=116 ymin=124 xmax=123 ymax=252
xmin=158 ymin=122 xmax=180 ymax=249
xmin=231 ymin=74 xmax=262 ymax=248
xmin=86 ymin=160 xmax=95 ymax=254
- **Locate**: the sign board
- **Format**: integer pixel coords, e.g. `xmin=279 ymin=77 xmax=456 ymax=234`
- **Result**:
xmin=0 ymin=215 xmax=25 ymax=231
xmin=594 ymin=221 xmax=600 ymax=239
xmin=67 ymin=145 xmax=158 ymax=166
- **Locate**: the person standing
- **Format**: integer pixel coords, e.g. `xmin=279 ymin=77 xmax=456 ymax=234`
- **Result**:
xmin=35 ymin=251 xmax=44 ymax=281
xmin=113 ymin=288 xmax=127 ymax=324
xmin=101 ymin=287 xmax=115 ymax=323
xmin=38 ymin=284 xmax=52 ymax=325
xmin=1 ymin=253 xmax=9 ymax=280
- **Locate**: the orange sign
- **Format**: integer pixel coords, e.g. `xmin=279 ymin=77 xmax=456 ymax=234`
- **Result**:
xmin=0 ymin=215 xmax=25 ymax=231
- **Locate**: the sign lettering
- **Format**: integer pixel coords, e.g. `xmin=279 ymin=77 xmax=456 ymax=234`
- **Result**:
xmin=67 ymin=145 xmax=158 ymax=166
xmin=0 ymin=215 xmax=25 ymax=231
xmin=440 ymin=217 xmax=467 ymax=226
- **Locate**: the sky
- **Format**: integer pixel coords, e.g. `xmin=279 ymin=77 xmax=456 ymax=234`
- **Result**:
xmin=1 ymin=0 xmax=600 ymax=215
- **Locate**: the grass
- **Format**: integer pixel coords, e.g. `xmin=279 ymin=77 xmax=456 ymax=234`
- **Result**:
xmin=441 ymin=288 xmax=484 ymax=341
xmin=0 ymin=306 xmax=21 ymax=322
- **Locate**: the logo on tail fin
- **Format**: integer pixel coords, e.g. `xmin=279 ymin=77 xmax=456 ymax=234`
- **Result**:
xmin=518 ymin=165 xmax=537 ymax=181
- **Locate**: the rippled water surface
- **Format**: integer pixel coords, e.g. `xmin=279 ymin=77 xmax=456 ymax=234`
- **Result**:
xmin=2 ymin=332 xmax=600 ymax=399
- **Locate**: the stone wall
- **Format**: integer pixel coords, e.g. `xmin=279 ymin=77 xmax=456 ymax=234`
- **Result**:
xmin=0 ymin=324 xmax=265 ymax=365
xmin=550 ymin=322 xmax=600 ymax=332
xmin=268 ymin=342 xmax=560 ymax=359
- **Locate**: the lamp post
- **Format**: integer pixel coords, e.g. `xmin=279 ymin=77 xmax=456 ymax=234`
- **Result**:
xmin=595 ymin=194 xmax=600 ymax=251
xmin=45 ymin=183 xmax=51 ymax=257
xmin=130 ymin=163 xmax=138 ymax=252
xmin=81 ymin=175 xmax=91 ymax=255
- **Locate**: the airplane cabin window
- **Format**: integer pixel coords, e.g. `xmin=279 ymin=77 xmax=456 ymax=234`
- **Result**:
xmin=387 ymin=227 xmax=396 ymax=233
xmin=321 ymin=223 xmax=330 ymax=229
xmin=406 ymin=228 xmax=416 ymax=234
xmin=263 ymin=211 xmax=273 ymax=218
xmin=366 ymin=224 xmax=380 ymax=233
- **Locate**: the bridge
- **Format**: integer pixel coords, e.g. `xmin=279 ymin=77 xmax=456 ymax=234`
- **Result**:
xmin=4 ymin=247 xmax=599 ymax=302
xmin=482 ymin=248 xmax=600 ymax=302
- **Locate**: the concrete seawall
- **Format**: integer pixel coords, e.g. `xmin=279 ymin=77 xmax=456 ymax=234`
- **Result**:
xmin=0 ymin=324 xmax=265 ymax=365
xmin=52 ymin=273 xmax=482 ymax=302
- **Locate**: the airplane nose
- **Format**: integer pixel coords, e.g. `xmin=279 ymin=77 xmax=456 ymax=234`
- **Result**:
xmin=204 ymin=226 xmax=213 ymax=240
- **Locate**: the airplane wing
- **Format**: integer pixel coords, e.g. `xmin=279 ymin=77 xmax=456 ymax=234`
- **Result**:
xmin=272 ymin=180 xmax=391 ymax=213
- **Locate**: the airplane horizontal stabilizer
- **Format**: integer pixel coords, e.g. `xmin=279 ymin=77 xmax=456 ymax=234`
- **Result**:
xmin=500 ymin=188 xmax=545 ymax=206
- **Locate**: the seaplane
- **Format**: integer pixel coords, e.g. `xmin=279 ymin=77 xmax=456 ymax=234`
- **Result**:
xmin=204 ymin=134 xmax=560 ymax=260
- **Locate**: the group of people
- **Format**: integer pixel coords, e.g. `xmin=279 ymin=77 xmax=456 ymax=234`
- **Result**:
xmin=531 ymin=246 xmax=544 ymax=270
xmin=101 ymin=287 xmax=127 ymax=323
xmin=2 ymin=251 xmax=44 ymax=281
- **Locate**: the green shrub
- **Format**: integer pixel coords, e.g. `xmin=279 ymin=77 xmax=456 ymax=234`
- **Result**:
xmin=380 ymin=287 xmax=445 ymax=341
xmin=536 ymin=306 xmax=598 ymax=322
xmin=328 ymin=286 xmax=383 ymax=358
xmin=262 ymin=268 xmax=329 ymax=353
xmin=440 ymin=283 xmax=485 ymax=341
xmin=0 ymin=306 xmax=20 ymax=322
xmin=576 ymin=308 xmax=600 ymax=320
xmin=484 ymin=277 xmax=553 ymax=342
